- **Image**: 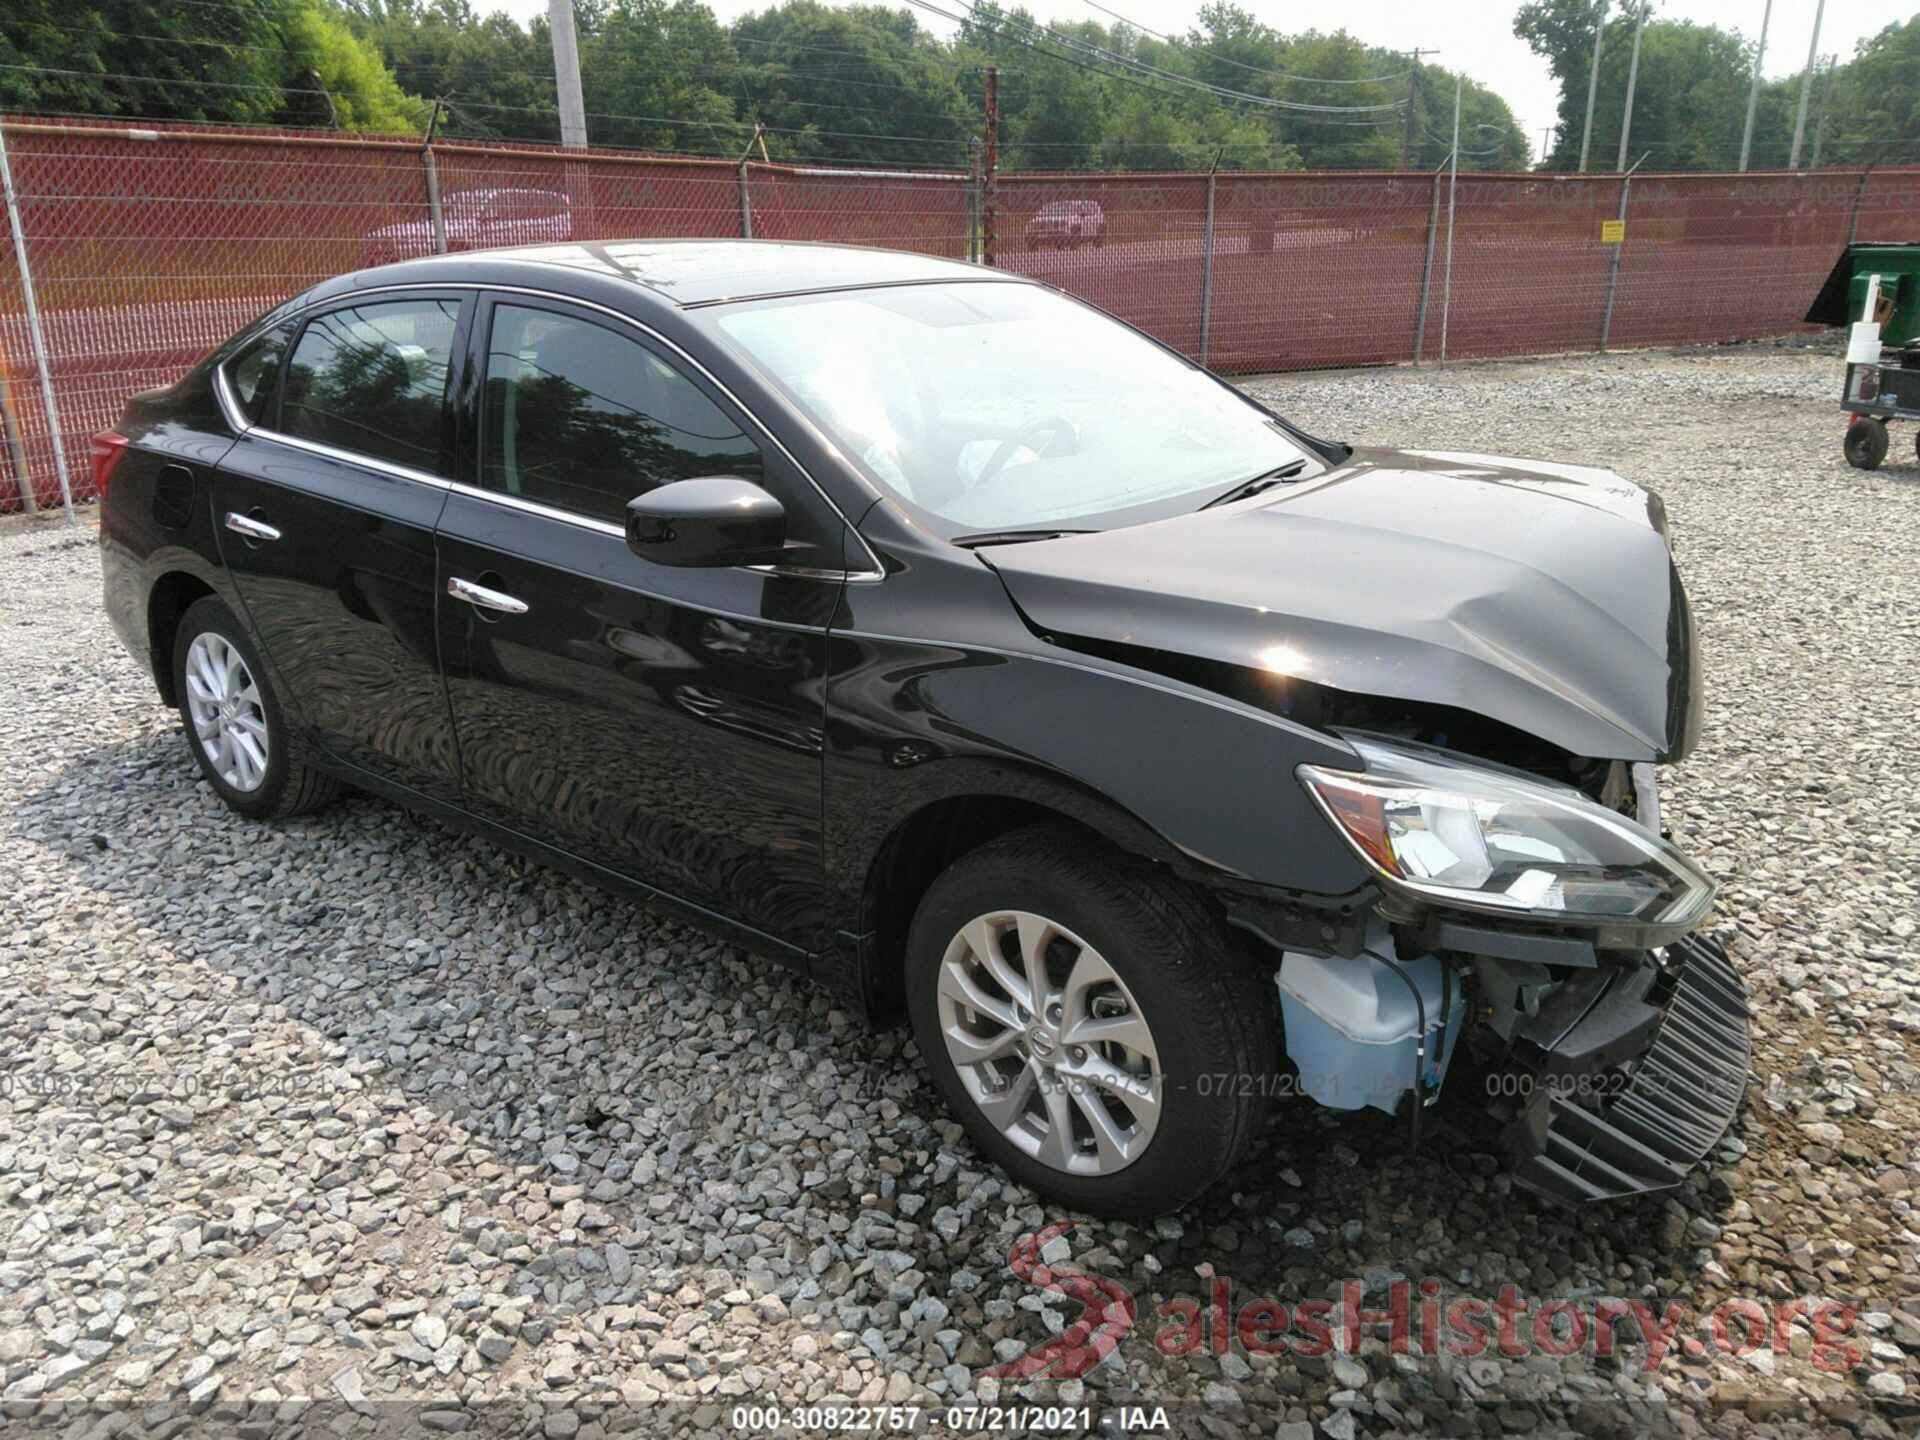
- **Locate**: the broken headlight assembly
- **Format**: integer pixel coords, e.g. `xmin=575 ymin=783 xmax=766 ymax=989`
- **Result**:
xmin=1298 ymin=735 xmax=1715 ymax=948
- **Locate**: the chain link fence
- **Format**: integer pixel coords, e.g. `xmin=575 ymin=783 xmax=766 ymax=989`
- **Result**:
xmin=2 ymin=114 xmax=1912 ymax=513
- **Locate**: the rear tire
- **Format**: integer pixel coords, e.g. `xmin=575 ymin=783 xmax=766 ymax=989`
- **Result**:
xmin=1845 ymin=418 xmax=1888 ymax=469
xmin=905 ymin=825 xmax=1276 ymax=1216
xmin=173 ymin=596 xmax=338 ymax=820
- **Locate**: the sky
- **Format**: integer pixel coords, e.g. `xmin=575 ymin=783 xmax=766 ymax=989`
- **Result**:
xmin=487 ymin=0 xmax=1887 ymax=161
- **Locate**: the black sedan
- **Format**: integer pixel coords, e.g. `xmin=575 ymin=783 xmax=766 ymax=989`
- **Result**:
xmin=97 ymin=241 xmax=1747 ymax=1215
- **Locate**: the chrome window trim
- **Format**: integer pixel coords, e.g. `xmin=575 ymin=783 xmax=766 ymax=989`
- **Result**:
xmin=252 ymin=425 xmax=454 ymax=491
xmin=439 ymin=481 xmax=877 ymax=585
xmin=223 ymin=279 xmax=884 ymax=583
xmin=448 ymin=480 xmax=617 ymax=536
xmin=212 ymin=363 xmax=251 ymax=435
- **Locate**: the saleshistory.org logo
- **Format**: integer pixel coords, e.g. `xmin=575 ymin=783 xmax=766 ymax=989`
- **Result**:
xmin=983 ymin=1224 xmax=1866 ymax=1380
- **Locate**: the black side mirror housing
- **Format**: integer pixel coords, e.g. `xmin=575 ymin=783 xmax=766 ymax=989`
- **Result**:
xmin=625 ymin=476 xmax=787 ymax=568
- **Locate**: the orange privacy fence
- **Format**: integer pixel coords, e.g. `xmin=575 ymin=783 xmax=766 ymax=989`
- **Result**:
xmin=2 ymin=115 xmax=1913 ymax=511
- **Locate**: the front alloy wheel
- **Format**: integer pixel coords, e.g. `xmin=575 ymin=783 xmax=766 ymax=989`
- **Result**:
xmin=936 ymin=910 xmax=1162 ymax=1175
xmin=906 ymin=825 xmax=1277 ymax=1217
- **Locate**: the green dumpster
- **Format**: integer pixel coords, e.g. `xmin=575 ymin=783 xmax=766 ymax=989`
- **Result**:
xmin=1804 ymin=241 xmax=1920 ymax=344
xmin=1805 ymin=242 xmax=1920 ymax=469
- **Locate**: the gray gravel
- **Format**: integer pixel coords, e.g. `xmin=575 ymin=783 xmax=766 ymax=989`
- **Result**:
xmin=3 ymin=343 xmax=1918 ymax=1438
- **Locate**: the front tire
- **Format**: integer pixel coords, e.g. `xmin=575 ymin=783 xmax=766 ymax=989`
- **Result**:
xmin=905 ymin=825 xmax=1275 ymax=1216
xmin=173 ymin=596 xmax=338 ymax=820
xmin=1845 ymin=418 xmax=1888 ymax=469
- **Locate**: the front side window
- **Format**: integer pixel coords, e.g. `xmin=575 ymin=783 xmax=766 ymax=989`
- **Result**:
xmin=710 ymin=283 xmax=1308 ymax=533
xmin=281 ymin=298 xmax=459 ymax=474
xmin=481 ymin=303 xmax=763 ymax=528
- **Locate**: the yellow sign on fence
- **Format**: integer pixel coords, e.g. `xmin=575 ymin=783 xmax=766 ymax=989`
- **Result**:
xmin=1601 ymin=219 xmax=1626 ymax=244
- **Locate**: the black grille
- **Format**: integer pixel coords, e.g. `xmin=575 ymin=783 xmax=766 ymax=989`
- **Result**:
xmin=1514 ymin=935 xmax=1750 ymax=1203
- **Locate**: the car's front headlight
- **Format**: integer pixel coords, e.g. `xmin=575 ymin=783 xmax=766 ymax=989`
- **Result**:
xmin=1298 ymin=736 xmax=1714 ymax=946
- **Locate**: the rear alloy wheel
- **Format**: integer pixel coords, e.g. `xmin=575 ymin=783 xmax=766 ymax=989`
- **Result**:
xmin=1844 ymin=418 xmax=1888 ymax=469
xmin=173 ymin=596 xmax=338 ymax=820
xmin=906 ymin=825 xmax=1276 ymax=1216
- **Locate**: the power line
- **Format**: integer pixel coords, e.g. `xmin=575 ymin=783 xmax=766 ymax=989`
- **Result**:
xmin=905 ymin=0 xmax=1404 ymax=116
xmin=1078 ymin=0 xmax=1414 ymax=86
xmin=447 ymin=96 xmax=968 ymax=151
xmin=0 ymin=64 xmax=340 ymax=101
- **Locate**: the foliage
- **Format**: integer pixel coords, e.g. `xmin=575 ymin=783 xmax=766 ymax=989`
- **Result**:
xmin=1514 ymin=0 xmax=1892 ymax=172
xmin=0 ymin=0 xmax=293 ymax=124
xmin=0 ymin=0 xmax=426 ymax=132
xmin=280 ymin=3 xmax=429 ymax=132
xmin=729 ymin=1 xmax=973 ymax=167
xmin=11 ymin=0 xmax=1906 ymax=170
xmin=339 ymin=0 xmax=559 ymax=139
xmin=1816 ymin=17 xmax=1920 ymax=166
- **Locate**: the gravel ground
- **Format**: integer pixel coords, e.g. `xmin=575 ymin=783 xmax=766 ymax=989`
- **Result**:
xmin=3 ymin=343 xmax=1918 ymax=1440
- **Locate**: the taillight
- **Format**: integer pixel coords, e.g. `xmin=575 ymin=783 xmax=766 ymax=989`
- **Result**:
xmin=89 ymin=431 xmax=129 ymax=505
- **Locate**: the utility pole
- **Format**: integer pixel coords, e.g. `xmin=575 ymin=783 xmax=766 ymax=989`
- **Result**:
xmin=1789 ymin=0 xmax=1826 ymax=169
xmin=1577 ymin=0 xmax=1607 ymax=173
xmin=983 ymin=64 xmax=998 ymax=268
xmin=549 ymin=0 xmax=588 ymax=148
xmin=967 ymin=137 xmax=983 ymax=263
xmin=1615 ymin=0 xmax=1646 ymax=173
xmin=1738 ymin=0 xmax=1771 ymax=171
xmin=1811 ymin=55 xmax=1837 ymax=169
xmin=1440 ymin=71 xmax=1460 ymax=363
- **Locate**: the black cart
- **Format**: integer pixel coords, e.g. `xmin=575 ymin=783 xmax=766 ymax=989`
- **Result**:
xmin=1804 ymin=242 xmax=1920 ymax=469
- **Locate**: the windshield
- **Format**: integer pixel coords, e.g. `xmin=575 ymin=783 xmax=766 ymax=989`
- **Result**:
xmin=709 ymin=282 xmax=1309 ymax=533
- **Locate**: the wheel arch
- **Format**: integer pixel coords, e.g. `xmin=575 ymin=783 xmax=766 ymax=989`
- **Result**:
xmin=846 ymin=770 xmax=1197 ymax=1024
xmin=146 ymin=569 xmax=220 ymax=706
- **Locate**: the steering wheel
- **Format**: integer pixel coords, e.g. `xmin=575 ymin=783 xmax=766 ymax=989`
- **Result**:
xmin=974 ymin=416 xmax=1079 ymax=488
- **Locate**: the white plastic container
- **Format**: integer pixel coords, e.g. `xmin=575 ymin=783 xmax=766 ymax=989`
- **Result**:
xmin=1847 ymin=321 xmax=1883 ymax=365
xmin=1277 ymin=945 xmax=1463 ymax=1115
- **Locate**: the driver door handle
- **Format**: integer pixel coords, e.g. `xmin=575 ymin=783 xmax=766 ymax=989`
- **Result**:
xmin=447 ymin=576 xmax=529 ymax=615
xmin=224 ymin=512 xmax=281 ymax=543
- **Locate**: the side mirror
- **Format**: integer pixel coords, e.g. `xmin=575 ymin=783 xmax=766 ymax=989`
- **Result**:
xmin=625 ymin=476 xmax=786 ymax=568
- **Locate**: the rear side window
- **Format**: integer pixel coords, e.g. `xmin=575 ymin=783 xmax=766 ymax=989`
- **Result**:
xmin=224 ymin=322 xmax=293 ymax=426
xmin=282 ymin=298 xmax=460 ymax=474
xmin=480 ymin=303 xmax=762 ymax=526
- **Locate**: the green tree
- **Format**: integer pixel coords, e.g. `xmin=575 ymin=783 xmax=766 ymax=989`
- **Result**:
xmin=584 ymin=0 xmax=739 ymax=152
xmin=1816 ymin=17 xmax=1920 ymax=167
xmin=0 ymin=0 xmax=426 ymax=130
xmin=0 ymin=0 xmax=292 ymax=123
xmin=1405 ymin=65 xmax=1534 ymax=171
xmin=340 ymin=0 xmax=561 ymax=140
xmin=280 ymin=3 xmax=428 ymax=131
xmin=730 ymin=1 xmax=972 ymax=167
xmin=1517 ymin=1 xmax=1761 ymax=170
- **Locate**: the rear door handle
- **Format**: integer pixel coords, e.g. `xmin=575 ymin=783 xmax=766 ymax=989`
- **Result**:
xmin=447 ymin=576 xmax=529 ymax=615
xmin=224 ymin=512 xmax=281 ymax=543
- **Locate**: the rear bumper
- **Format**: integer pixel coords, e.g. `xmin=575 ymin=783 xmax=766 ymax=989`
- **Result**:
xmin=1505 ymin=934 xmax=1750 ymax=1203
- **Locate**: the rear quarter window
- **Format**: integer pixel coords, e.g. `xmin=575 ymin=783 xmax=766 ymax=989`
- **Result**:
xmin=224 ymin=322 xmax=295 ymax=426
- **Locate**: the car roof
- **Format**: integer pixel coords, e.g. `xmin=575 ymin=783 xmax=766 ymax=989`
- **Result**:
xmin=336 ymin=239 xmax=999 ymax=309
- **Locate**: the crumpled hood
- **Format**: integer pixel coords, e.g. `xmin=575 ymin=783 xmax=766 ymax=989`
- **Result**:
xmin=983 ymin=447 xmax=1700 ymax=763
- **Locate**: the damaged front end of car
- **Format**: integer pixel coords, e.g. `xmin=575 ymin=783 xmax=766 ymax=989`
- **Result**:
xmin=977 ymin=446 xmax=1748 ymax=1203
xmin=1248 ymin=732 xmax=1748 ymax=1205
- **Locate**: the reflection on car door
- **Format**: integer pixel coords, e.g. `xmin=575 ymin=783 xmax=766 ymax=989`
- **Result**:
xmin=210 ymin=292 xmax=468 ymax=800
xmin=434 ymin=293 xmax=848 ymax=953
